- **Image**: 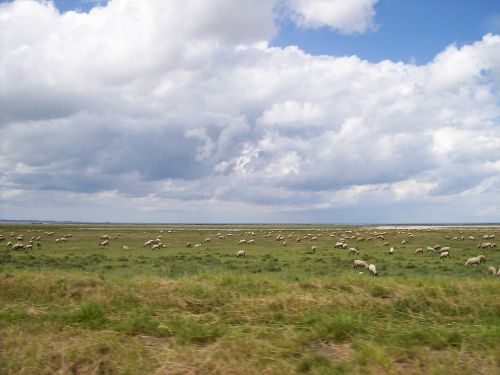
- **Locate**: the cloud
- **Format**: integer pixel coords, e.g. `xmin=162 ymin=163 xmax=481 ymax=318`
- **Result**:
xmin=0 ymin=1 xmax=499 ymax=222
xmin=285 ymin=0 xmax=379 ymax=34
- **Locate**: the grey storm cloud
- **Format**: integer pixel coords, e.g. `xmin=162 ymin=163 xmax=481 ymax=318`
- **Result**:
xmin=0 ymin=0 xmax=499 ymax=222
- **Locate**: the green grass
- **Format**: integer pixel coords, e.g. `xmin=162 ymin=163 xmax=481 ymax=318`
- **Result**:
xmin=0 ymin=224 xmax=499 ymax=374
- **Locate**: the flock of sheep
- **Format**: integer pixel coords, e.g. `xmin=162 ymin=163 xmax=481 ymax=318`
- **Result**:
xmin=1 ymin=226 xmax=499 ymax=277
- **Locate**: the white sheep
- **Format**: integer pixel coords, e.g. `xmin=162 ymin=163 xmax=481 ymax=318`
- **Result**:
xmin=186 ymin=242 xmax=193 ymax=248
xmin=401 ymin=240 xmax=407 ymax=245
xmin=368 ymin=264 xmax=378 ymax=276
xmin=311 ymin=245 xmax=317 ymax=253
xmin=283 ymin=241 xmax=287 ymax=246
xmin=478 ymin=255 xmax=486 ymax=264
xmin=487 ymin=266 xmax=496 ymax=275
xmin=465 ymin=257 xmax=481 ymax=266
xmin=440 ymin=251 xmax=450 ymax=259
xmin=353 ymin=260 xmax=368 ymax=269
xmin=151 ymin=244 xmax=161 ymax=250
xmin=194 ymin=243 xmax=202 ymax=248
xmin=238 ymin=239 xmax=247 ymax=245
xmin=414 ymin=248 xmax=424 ymax=255
xmin=348 ymin=247 xmax=359 ymax=255
xmin=247 ymin=240 xmax=255 ymax=245
xmin=36 ymin=241 xmax=42 ymax=248
xmin=440 ymin=246 xmax=450 ymax=252
xmin=99 ymin=240 xmax=109 ymax=247
xmin=236 ymin=250 xmax=246 ymax=258
xmin=389 ymin=247 xmax=394 ymax=255
xmin=121 ymin=245 xmax=129 ymax=250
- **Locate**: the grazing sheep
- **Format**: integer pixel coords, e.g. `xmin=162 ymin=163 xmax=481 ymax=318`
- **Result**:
xmin=283 ymin=241 xmax=287 ymax=247
xmin=12 ymin=243 xmax=24 ymax=251
xmin=426 ymin=246 xmax=436 ymax=253
xmin=492 ymin=243 xmax=497 ymax=248
xmin=311 ymin=245 xmax=317 ymax=253
xmin=99 ymin=240 xmax=109 ymax=247
xmin=55 ymin=238 xmax=61 ymax=244
xmin=487 ymin=266 xmax=496 ymax=275
xmin=151 ymin=244 xmax=161 ymax=251
xmin=440 ymin=246 xmax=450 ymax=252
xmin=311 ymin=236 xmax=317 ymax=241
xmin=247 ymin=240 xmax=255 ymax=245
xmin=401 ymin=240 xmax=407 ymax=245
xmin=383 ymin=242 xmax=390 ymax=247
xmin=236 ymin=250 xmax=246 ymax=258
xmin=440 ymin=251 xmax=450 ymax=259
xmin=478 ymin=255 xmax=486 ymax=264
xmin=16 ymin=236 xmax=23 ymax=241
xmin=0 ymin=236 xmax=4 ymax=241
xmin=238 ymin=239 xmax=247 ymax=245
xmin=353 ymin=260 xmax=368 ymax=269
xmin=186 ymin=242 xmax=193 ymax=248
xmin=65 ymin=234 xmax=72 ymax=238
xmin=296 ymin=238 xmax=302 ymax=243
xmin=469 ymin=236 xmax=476 ymax=240
xmin=121 ymin=245 xmax=129 ymax=250
xmin=6 ymin=241 xmax=12 ymax=248
xmin=25 ymin=244 xmax=33 ymax=249
xmin=334 ymin=241 xmax=345 ymax=248
xmin=415 ymin=248 xmax=424 ymax=255
xmin=204 ymin=238 xmax=211 ymax=243
xmin=194 ymin=244 xmax=202 ymax=248
xmin=100 ymin=235 xmax=109 ymax=240
xmin=389 ymin=247 xmax=394 ymax=255
xmin=36 ymin=241 xmax=42 ymax=248
xmin=368 ymin=264 xmax=378 ymax=276
xmin=348 ymin=247 xmax=359 ymax=255
xmin=465 ymin=257 xmax=481 ymax=266
xmin=143 ymin=240 xmax=153 ymax=247
xmin=433 ymin=245 xmax=441 ymax=250
xmin=497 ymin=269 xmax=500 ymax=277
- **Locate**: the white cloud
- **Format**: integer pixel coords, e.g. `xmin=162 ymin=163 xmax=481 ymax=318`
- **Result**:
xmin=285 ymin=0 xmax=379 ymax=34
xmin=0 ymin=1 xmax=499 ymax=222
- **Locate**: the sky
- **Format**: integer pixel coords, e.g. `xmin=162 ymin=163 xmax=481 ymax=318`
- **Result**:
xmin=0 ymin=0 xmax=499 ymax=223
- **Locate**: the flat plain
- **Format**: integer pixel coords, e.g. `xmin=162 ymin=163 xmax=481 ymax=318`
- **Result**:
xmin=0 ymin=223 xmax=499 ymax=374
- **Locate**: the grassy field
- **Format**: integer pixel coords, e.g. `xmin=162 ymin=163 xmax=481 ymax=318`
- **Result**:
xmin=0 ymin=224 xmax=499 ymax=374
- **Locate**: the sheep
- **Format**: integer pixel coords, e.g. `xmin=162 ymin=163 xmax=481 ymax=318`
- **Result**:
xmin=389 ymin=247 xmax=394 ymax=255
xmin=334 ymin=241 xmax=345 ymax=248
xmin=433 ymin=245 xmax=442 ymax=250
xmin=311 ymin=245 xmax=317 ymax=253
xmin=440 ymin=251 xmax=450 ymax=259
xmin=186 ymin=242 xmax=193 ymax=248
xmin=143 ymin=240 xmax=153 ymax=247
xmin=65 ymin=234 xmax=72 ymax=238
xmin=353 ymin=260 xmax=368 ymax=269
xmin=283 ymin=241 xmax=287 ymax=246
xmin=238 ymin=239 xmax=247 ymax=245
xmin=25 ymin=244 xmax=33 ymax=250
xmin=296 ymin=238 xmax=303 ymax=243
xmin=12 ymin=243 xmax=24 ymax=251
xmin=6 ymin=241 xmax=12 ymax=248
xmin=465 ymin=257 xmax=481 ymax=266
xmin=194 ymin=243 xmax=202 ymax=248
xmin=401 ymin=240 xmax=407 ymax=245
xmin=236 ymin=250 xmax=246 ymax=258
xmin=469 ymin=236 xmax=476 ymax=240
xmin=487 ymin=266 xmax=496 ymax=275
xmin=121 ymin=245 xmax=129 ymax=250
xmin=0 ymin=236 xmax=4 ymax=241
xmin=415 ymin=248 xmax=424 ymax=255
xmin=204 ymin=238 xmax=211 ymax=243
xmin=383 ymin=241 xmax=390 ymax=247
xmin=247 ymin=239 xmax=255 ymax=245
xmin=36 ymin=241 xmax=42 ymax=248
xmin=100 ymin=235 xmax=110 ymax=240
xmin=368 ymin=264 xmax=378 ymax=276
xmin=497 ymin=269 xmax=500 ymax=277
xmin=440 ymin=246 xmax=450 ymax=252
xmin=55 ymin=238 xmax=61 ymax=244
xmin=348 ymin=247 xmax=359 ymax=255
xmin=478 ymin=255 xmax=486 ymax=264
xmin=426 ymin=246 xmax=436 ymax=253
xmin=16 ymin=235 xmax=23 ymax=241
xmin=99 ymin=240 xmax=109 ymax=247
xmin=311 ymin=236 xmax=317 ymax=241
xmin=492 ymin=243 xmax=497 ymax=248
xmin=151 ymin=244 xmax=161 ymax=251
